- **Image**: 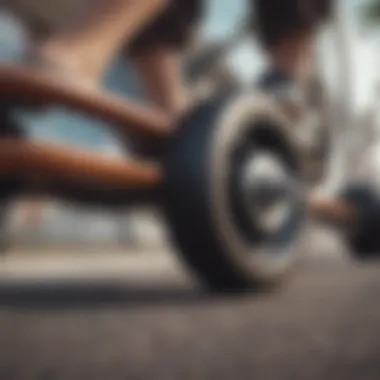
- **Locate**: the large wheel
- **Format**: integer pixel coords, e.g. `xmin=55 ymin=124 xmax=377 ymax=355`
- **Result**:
xmin=163 ymin=92 xmax=307 ymax=292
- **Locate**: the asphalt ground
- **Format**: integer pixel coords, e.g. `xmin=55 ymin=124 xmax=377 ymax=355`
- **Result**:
xmin=0 ymin=228 xmax=379 ymax=380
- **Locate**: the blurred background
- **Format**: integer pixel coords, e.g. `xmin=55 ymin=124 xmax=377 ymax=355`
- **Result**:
xmin=0 ymin=0 xmax=379 ymax=252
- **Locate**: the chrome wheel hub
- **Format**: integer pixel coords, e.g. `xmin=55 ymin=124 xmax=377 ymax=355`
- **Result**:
xmin=239 ymin=151 xmax=297 ymax=236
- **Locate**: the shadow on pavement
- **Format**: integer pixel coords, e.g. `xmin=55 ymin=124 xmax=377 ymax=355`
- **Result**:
xmin=0 ymin=281 xmax=212 ymax=310
xmin=0 ymin=280 xmax=262 ymax=311
xmin=0 ymin=254 xmax=362 ymax=311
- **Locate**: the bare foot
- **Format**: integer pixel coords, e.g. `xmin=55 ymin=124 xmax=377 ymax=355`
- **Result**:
xmin=23 ymin=48 xmax=99 ymax=91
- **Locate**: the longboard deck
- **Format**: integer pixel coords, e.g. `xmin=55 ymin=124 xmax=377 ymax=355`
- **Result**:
xmin=0 ymin=139 xmax=162 ymax=190
xmin=0 ymin=65 xmax=172 ymax=137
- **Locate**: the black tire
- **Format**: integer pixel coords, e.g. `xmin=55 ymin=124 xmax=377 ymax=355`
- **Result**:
xmin=163 ymin=92 xmax=307 ymax=292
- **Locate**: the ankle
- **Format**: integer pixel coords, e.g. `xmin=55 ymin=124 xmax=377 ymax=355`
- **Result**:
xmin=269 ymin=33 xmax=315 ymax=85
xmin=25 ymin=45 xmax=102 ymax=86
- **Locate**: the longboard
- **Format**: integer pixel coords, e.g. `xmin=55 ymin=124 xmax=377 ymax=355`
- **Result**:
xmin=0 ymin=66 xmax=165 ymax=199
xmin=0 ymin=139 xmax=162 ymax=199
xmin=0 ymin=65 xmax=172 ymax=138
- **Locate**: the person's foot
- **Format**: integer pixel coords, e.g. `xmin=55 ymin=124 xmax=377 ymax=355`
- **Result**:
xmin=257 ymin=68 xmax=320 ymax=128
xmin=256 ymin=68 xmax=307 ymax=112
xmin=23 ymin=48 xmax=99 ymax=91
xmin=257 ymin=68 xmax=330 ymax=186
xmin=257 ymin=68 xmax=325 ymax=109
xmin=257 ymin=69 xmax=295 ymax=92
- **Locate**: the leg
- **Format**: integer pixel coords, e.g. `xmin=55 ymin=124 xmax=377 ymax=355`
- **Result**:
xmin=128 ymin=0 xmax=203 ymax=117
xmin=131 ymin=48 xmax=189 ymax=118
xmin=123 ymin=0 xmax=203 ymax=158
xmin=251 ymin=0 xmax=333 ymax=185
xmin=254 ymin=0 xmax=332 ymax=86
xmin=31 ymin=0 xmax=169 ymax=86
xmin=11 ymin=0 xmax=200 ymax=112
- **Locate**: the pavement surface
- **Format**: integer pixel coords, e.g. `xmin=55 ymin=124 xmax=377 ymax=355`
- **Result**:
xmin=0 ymin=228 xmax=380 ymax=380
